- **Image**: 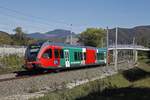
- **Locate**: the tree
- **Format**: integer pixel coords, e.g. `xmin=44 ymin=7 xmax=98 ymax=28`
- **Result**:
xmin=13 ymin=27 xmax=26 ymax=40
xmin=0 ymin=31 xmax=14 ymax=45
xmin=79 ymin=28 xmax=106 ymax=47
xmin=12 ymin=27 xmax=28 ymax=45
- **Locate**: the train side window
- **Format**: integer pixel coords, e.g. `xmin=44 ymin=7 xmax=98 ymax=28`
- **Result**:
xmin=97 ymin=53 xmax=100 ymax=60
xmin=84 ymin=52 xmax=86 ymax=60
xmin=100 ymin=53 xmax=104 ymax=60
xmin=60 ymin=50 xmax=64 ymax=58
xmin=42 ymin=49 xmax=52 ymax=59
xmin=78 ymin=52 xmax=80 ymax=60
xmin=54 ymin=49 xmax=60 ymax=58
xmin=74 ymin=52 xmax=78 ymax=61
xmin=97 ymin=53 xmax=98 ymax=60
xmin=98 ymin=53 xmax=100 ymax=60
xmin=80 ymin=52 xmax=82 ymax=60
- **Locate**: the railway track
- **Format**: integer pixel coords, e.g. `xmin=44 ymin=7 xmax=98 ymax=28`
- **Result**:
xmin=0 ymin=60 xmax=133 ymax=83
xmin=0 ymin=76 xmax=27 ymax=82
xmin=0 ymin=70 xmax=54 ymax=82
xmin=0 ymin=66 xmax=103 ymax=82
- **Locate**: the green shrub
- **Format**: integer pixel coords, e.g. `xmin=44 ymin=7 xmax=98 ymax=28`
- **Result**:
xmin=0 ymin=54 xmax=24 ymax=73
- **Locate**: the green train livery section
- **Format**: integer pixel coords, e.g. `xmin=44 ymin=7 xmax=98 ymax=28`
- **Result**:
xmin=97 ymin=48 xmax=107 ymax=64
xmin=60 ymin=47 xmax=107 ymax=68
xmin=60 ymin=47 xmax=83 ymax=68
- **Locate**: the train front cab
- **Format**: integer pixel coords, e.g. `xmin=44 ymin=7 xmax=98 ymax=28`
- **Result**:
xmin=37 ymin=45 xmax=62 ymax=69
xmin=39 ymin=46 xmax=82 ymax=69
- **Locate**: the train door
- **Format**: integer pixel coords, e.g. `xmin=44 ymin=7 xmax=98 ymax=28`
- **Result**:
xmin=96 ymin=49 xmax=98 ymax=63
xmin=81 ymin=48 xmax=86 ymax=65
xmin=64 ymin=49 xmax=70 ymax=67
xmin=54 ymin=49 xmax=60 ymax=66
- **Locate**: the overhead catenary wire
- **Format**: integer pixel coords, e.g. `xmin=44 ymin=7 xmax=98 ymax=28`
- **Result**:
xmin=0 ymin=5 xmax=87 ymax=32
xmin=0 ymin=11 xmax=71 ymax=33
xmin=0 ymin=6 xmax=69 ymax=33
xmin=0 ymin=5 xmax=68 ymax=26
xmin=0 ymin=10 xmax=60 ymax=28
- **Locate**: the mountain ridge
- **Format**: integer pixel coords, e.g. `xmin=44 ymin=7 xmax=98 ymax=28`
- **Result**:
xmin=0 ymin=25 xmax=150 ymax=46
xmin=27 ymin=29 xmax=75 ymax=39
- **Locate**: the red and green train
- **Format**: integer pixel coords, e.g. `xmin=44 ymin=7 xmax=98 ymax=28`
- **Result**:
xmin=24 ymin=41 xmax=108 ymax=70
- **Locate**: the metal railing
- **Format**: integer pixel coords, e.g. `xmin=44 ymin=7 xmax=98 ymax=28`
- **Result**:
xmin=108 ymin=44 xmax=150 ymax=51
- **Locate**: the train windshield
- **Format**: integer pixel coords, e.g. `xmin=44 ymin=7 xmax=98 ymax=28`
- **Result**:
xmin=25 ymin=43 xmax=42 ymax=61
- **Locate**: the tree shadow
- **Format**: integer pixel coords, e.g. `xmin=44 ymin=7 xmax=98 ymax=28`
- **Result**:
xmin=76 ymin=67 xmax=150 ymax=100
xmin=14 ymin=70 xmax=54 ymax=77
xmin=76 ymin=87 xmax=150 ymax=100
xmin=145 ymin=60 xmax=150 ymax=64
xmin=122 ymin=67 xmax=150 ymax=82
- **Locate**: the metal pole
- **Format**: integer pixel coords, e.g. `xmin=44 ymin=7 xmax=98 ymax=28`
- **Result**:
xmin=106 ymin=27 xmax=109 ymax=67
xmin=101 ymin=38 xmax=103 ymax=48
xmin=135 ymin=50 xmax=138 ymax=63
xmin=115 ymin=27 xmax=118 ymax=71
xmin=133 ymin=37 xmax=137 ymax=63
xmin=70 ymin=24 xmax=73 ymax=45
xmin=133 ymin=37 xmax=135 ymax=62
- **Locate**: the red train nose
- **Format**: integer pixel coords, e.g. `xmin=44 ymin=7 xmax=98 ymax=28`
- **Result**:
xmin=25 ymin=62 xmax=34 ymax=70
xmin=24 ymin=61 xmax=41 ymax=70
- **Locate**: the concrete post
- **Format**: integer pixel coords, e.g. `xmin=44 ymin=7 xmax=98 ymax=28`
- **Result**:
xmin=106 ymin=27 xmax=109 ymax=67
xmin=114 ymin=27 xmax=118 ymax=71
xmin=113 ymin=50 xmax=115 ymax=63
xmin=135 ymin=50 xmax=138 ymax=63
xmin=70 ymin=24 xmax=73 ymax=45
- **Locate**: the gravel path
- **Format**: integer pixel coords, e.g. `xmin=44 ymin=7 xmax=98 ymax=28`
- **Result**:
xmin=0 ymin=73 xmax=17 ymax=80
xmin=0 ymin=62 xmax=134 ymax=100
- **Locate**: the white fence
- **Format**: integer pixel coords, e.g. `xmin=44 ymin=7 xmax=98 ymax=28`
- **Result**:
xmin=0 ymin=46 xmax=26 ymax=57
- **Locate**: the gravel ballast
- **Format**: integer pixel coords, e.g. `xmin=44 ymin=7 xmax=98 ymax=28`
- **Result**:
xmin=0 ymin=62 xmax=134 ymax=100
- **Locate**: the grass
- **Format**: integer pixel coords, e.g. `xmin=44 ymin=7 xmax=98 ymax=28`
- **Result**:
xmin=31 ymin=58 xmax=150 ymax=100
xmin=0 ymin=54 xmax=24 ymax=74
xmin=32 ymin=72 xmax=150 ymax=100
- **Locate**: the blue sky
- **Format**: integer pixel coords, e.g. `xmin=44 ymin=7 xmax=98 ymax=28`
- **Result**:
xmin=0 ymin=0 xmax=149 ymax=34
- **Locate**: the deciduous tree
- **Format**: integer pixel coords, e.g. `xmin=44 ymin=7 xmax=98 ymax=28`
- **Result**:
xmin=79 ymin=28 xmax=106 ymax=47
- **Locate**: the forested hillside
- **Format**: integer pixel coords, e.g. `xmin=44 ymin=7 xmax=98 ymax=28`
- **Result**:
xmin=0 ymin=25 xmax=150 ymax=47
xmin=109 ymin=25 xmax=150 ymax=47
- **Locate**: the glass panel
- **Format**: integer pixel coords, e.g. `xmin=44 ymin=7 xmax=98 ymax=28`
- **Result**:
xmin=80 ymin=52 xmax=82 ymax=60
xmin=60 ymin=50 xmax=64 ymax=58
xmin=100 ymin=53 xmax=104 ymax=60
xmin=54 ymin=49 xmax=60 ymax=58
xmin=42 ymin=49 xmax=52 ymax=59
xmin=84 ymin=52 xmax=86 ymax=60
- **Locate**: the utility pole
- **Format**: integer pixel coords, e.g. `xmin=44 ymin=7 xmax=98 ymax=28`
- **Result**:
xmin=70 ymin=24 xmax=73 ymax=45
xmin=106 ymin=27 xmax=109 ymax=67
xmin=115 ymin=27 xmax=118 ymax=71
xmin=133 ymin=37 xmax=138 ymax=63
xmin=101 ymin=38 xmax=103 ymax=48
xmin=133 ymin=37 xmax=135 ymax=62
